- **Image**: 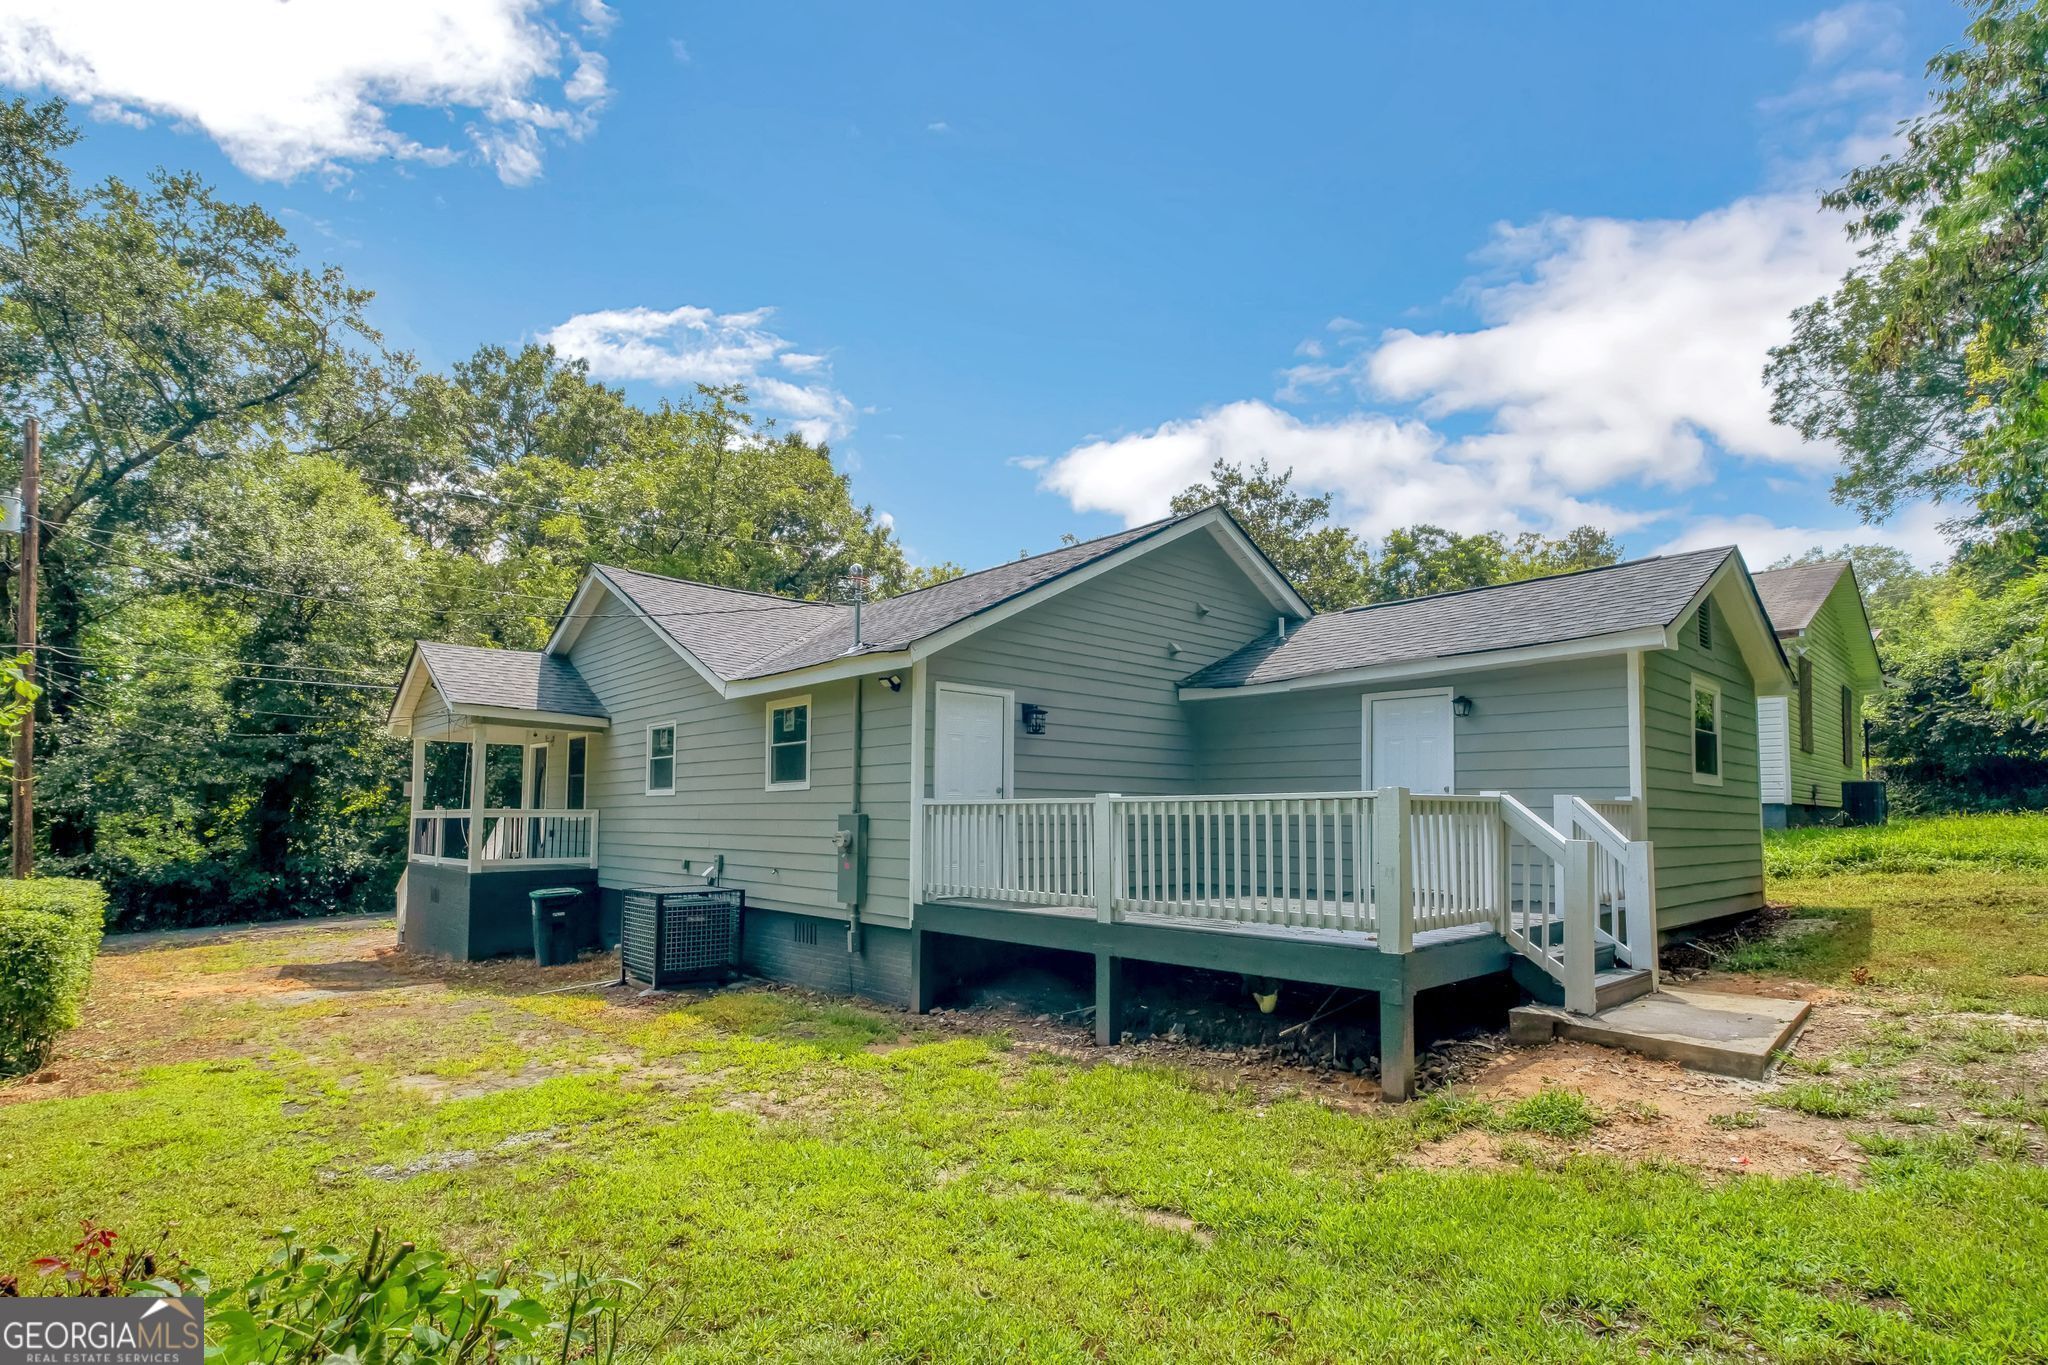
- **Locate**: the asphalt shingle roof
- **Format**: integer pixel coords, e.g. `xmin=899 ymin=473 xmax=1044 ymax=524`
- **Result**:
xmin=1180 ymin=546 xmax=1735 ymax=691
xmin=594 ymin=515 xmax=1190 ymax=682
xmin=416 ymin=641 xmax=607 ymax=717
xmin=1751 ymin=561 xmax=1848 ymax=636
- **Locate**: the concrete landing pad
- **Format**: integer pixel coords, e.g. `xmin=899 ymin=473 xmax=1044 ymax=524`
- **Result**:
xmin=1508 ymin=987 xmax=1812 ymax=1080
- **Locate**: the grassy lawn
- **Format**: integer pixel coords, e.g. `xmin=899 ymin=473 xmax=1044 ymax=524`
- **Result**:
xmin=2 ymin=822 xmax=2046 ymax=1361
xmin=1739 ymin=812 xmax=2048 ymax=1016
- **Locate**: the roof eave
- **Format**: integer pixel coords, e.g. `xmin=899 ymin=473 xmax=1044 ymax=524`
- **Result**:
xmin=1177 ymin=625 xmax=1671 ymax=700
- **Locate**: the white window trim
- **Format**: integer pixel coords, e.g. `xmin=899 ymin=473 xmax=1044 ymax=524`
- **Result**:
xmin=765 ymin=694 xmax=813 ymax=792
xmin=932 ymin=681 xmax=1016 ymax=798
xmin=1358 ymin=686 xmax=1456 ymax=791
xmin=1690 ymin=673 xmax=1724 ymax=787
xmin=645 ymin=721 xmax=677 ymax=797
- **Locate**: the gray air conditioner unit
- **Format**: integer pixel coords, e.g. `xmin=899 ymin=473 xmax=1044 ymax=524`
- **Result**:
xmin=621 ymin=887 xmax=744 ymax=989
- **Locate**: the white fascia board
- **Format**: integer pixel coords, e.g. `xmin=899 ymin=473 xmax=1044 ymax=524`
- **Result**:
xmin=447 ymin=704 xmax=611 ymax=731
xmin=1670 ymin=554 xmax=1796 ymax=694
xmin=386 ymin=646 xmax=436 ymax=737
xmin=549 ymin=567 xmax=733 ymax=695
xmin=1177 ymin=626 xmax=1670 ymax=700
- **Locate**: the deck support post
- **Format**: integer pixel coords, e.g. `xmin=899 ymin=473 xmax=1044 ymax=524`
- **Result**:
xmin=909 ymin=928 xmax=941 ymax=1014
xmin=1378 ymin=979 xmax=1416 ymax=1102
xmin=1092 ymin=794 xmax=1120 ymax=923
xmin=1371 ymin=787 xmax=1412 ymax=954
xmin=1094 ymin=952 xmax=1125 ymax=1046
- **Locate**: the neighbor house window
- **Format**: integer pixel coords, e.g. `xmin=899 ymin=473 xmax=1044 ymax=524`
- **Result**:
xmin=1841 ymin=685 xmax=1856 ymax=768
xmin=767 ymin=697 xmax=811 ymax=790
xmin=646 ymin=723 xmax=676 ymax=795
xmin=1797 ymin=656 xmax=1814 ymax=753
xmin=1691 ymin=676 xmax=1723 ymax=785
xmin=566 ymin=736 xmax=587 ymax=809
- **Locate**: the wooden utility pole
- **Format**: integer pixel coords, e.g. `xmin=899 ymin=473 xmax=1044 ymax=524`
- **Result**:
xmin=12 ymin=417 xmax=36 ymax=879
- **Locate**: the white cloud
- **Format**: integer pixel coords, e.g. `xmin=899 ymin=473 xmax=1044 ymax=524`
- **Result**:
xmin=0 ymin=0 xmax=611 ymax=184
xmin=1790 ymin=2 xmax=1904 ymax=67
xmin=1655 ymin=502 xmax=1951 ymax=569
xmin=541 ymin=304 xmax=857 ymax=442
xmin=1284 ymin=195 xmax=1856 ymax=493
xmin=1037 ymin=399 xmax=1636 ymax=540
xmin=926 ymin=121 xmax=951 ymax=134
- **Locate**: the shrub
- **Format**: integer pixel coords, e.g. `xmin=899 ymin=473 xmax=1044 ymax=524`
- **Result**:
xmin=10 ymin=1224 xmax=681 ymax=1363
xmin=0 ymin=878 xmax=107 ymax=1075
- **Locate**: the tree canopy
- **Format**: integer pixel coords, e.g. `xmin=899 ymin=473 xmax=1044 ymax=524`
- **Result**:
xmin=1170 ymin=457 xmax=1621 ymax=609
xmin=0 ymin=100 xmax=920 ymax=927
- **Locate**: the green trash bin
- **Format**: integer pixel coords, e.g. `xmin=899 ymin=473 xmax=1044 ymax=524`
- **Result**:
xmin=529 ymin=887 xmax=585 ymax=966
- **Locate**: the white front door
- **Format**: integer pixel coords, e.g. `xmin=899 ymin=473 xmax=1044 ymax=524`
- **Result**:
xmin=1367 ymin=692 xmax=1454 ymax=793
xmin=935 ymin=687 xmax=1008 ymax=798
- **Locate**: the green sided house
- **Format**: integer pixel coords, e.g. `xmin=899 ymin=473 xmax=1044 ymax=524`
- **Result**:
xmin=1750 ymin=562 xmax=1884 ymax=828
xmin=386 ymin=506 xmax=1793 ymax=1097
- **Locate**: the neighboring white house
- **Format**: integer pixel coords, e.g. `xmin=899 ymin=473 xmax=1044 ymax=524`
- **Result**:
xmin=388 ymin=509 xmax=1793 ymax=1097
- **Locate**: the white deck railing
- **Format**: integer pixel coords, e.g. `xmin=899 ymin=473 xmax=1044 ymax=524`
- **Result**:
xmin=920 ymin=787 xmax=1653 ymax=1014
xmin=409 ymin=808 xmax=598 ymax=869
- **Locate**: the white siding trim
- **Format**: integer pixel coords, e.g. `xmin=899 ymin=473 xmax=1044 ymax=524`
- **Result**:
xmin=1626 ymin=649 xmax=1646 ymax=800
xmin=907 ymin=661 xmax=927 ymax=920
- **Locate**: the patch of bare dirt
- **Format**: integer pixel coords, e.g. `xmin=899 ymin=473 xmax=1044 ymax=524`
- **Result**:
xmin=1417 ymin=1039 xmax=1866 ymax=1179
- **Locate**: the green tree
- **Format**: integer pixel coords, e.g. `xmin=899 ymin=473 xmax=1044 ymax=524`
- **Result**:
xmin=1168 ymin=458 xmax=1370 ymax=610
xmin=1766 ymin=0 xmax=2048 ymax=553
xmin=1369 ymin=524 xmax=1620 ymax=600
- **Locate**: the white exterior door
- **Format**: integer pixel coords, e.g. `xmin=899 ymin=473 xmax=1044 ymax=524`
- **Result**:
xmin=935 ymin=687 xmax=1008 ymax=798
xmin=934 ymin=687 xmax=1010 ymax=893
xmin=1368 ymin=693 xmax=1454 ymax=793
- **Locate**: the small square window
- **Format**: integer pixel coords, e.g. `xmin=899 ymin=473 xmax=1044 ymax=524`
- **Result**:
xmin=1691 ymin=676 xmax=1723 ymax=786
xmin=767 ymin=698 xmax=811 ymax=790
xmin=646 ymin=723 xmax=676 ymax=795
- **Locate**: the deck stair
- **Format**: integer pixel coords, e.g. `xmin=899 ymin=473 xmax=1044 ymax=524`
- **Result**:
xmin=1508 ymin=987 xmax=1812 ymax=1080
xmin=1511 ymin=954 xmax=1655 ymax=1011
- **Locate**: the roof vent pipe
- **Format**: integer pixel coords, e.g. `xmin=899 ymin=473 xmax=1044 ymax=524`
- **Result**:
xmin=848 ymin=563 xmax=868 ymax=650
xmin=1276 ymin=615 xmax=1287 ymax=641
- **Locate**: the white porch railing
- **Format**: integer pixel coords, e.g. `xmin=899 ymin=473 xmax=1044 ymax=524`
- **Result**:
xmin=920 ymin=787 xmax=1654 ymax=1015
xmin=410 ymin=808 xmax=599 ymax=869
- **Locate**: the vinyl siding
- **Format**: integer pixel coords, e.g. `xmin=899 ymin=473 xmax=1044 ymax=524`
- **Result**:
xmin=1188 ymin=656 xmax=1631 ymax=808
xmin=566 ymin=600 xmax=913 ymax=928
xmin=1757 ymin=695 xmax=1790 ymax=804
xmin=1780 ymin=576 xmax=1870 ymax=810
xmin=920 ymin=528 xmax=1282 ymax=796
xmin=1644 ymin=588 xmax=1766 ymax=929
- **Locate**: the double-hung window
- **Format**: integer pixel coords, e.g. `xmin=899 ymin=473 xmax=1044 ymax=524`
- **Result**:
xmin=646 ymin=723 xmax=676 ymax=796
xmin=766 ymin=697 xmax=811 ymax=790
xmin=1691 ymin=675 xmax=1723 ymax=785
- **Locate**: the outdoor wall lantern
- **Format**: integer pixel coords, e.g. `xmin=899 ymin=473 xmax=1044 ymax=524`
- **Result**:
xmin=1451 ymin=695 xmax=1475 ymax=718
xmin=1020 ymin=703 xmax=1049 ymax=735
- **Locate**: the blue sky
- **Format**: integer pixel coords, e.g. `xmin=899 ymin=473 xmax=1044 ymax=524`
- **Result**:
xmin=1 ymin=1 xmax=1966 ymax=572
